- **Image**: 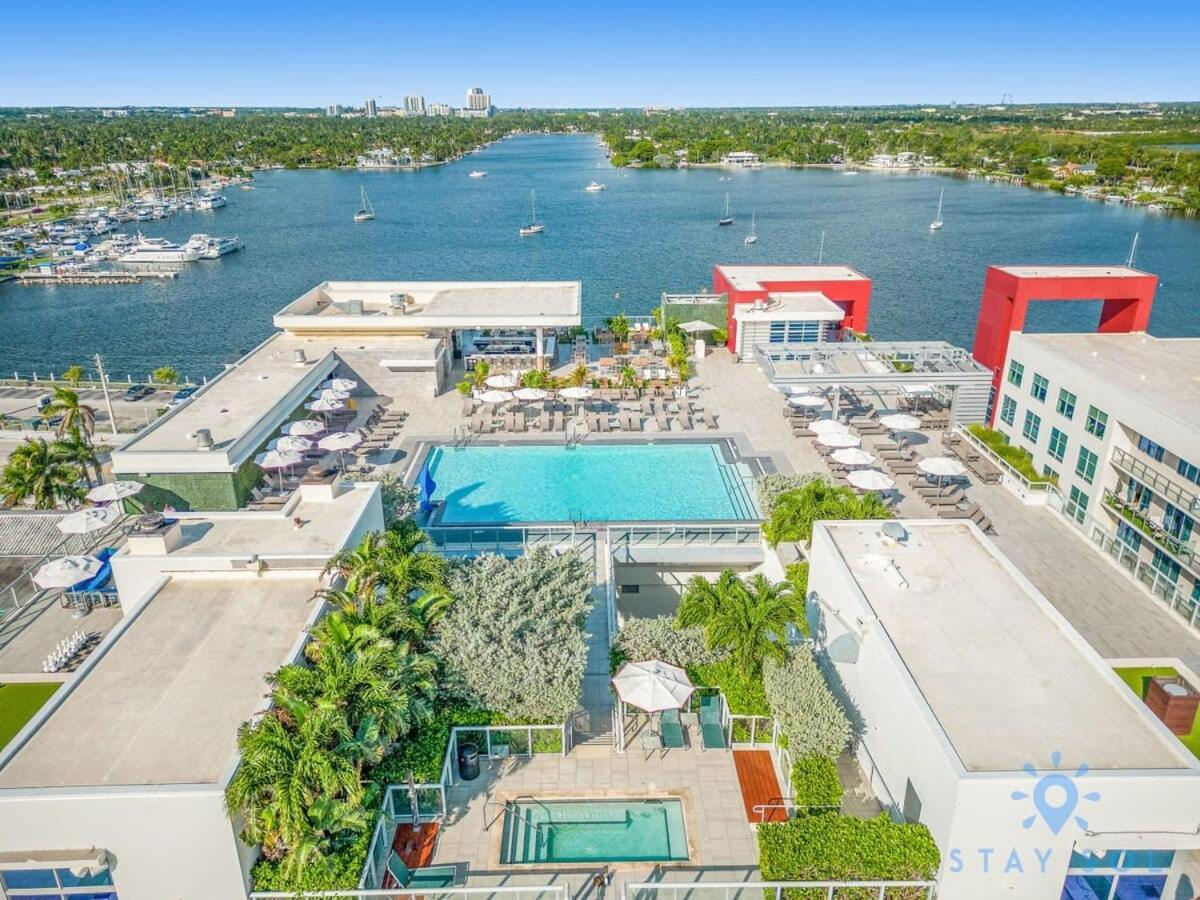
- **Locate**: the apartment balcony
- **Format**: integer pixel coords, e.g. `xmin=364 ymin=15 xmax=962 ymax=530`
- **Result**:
xmin=1102 ymin=489 xmax=1198 ymax=574
xmin=1113 ymin=446 xmax=1200 ymax=516
xmin=1091 ymin=525 xmax=1200 ymax=633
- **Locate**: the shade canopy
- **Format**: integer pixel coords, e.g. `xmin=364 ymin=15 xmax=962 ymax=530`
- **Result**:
xmin=318 ymin=431 xmax=363 ymax=451
xmin=788 ymin=394 xmax=827 ymax=409
xmin=831 ymin=447 xmax=875 ymax=466
xmin=513 ymin=387 xmax=548 ymax=401
xmin=255 ymin=449 xmax=304 ymax=470
xmin=810 ymin=418 xmax=850 ymax=436
xmin=899 ymin=383 xmax=935 ymax=396
xmin=484 ymin=374 xmax=518 ymax=389
xmin=87 ymin=481 xmax=143 ymax=503
xmin=281 ymin=419 xmax=325 ymax=437
xmin=847 ymin=469 xmax=895 ymax=492
xmin=312 ymin=388 xmax=350 ymax=403
xmin=817 ymin=432 xmax=862 ymax=449
xmin=560 ymin=386 xmax=594 ymax=400
xmin=57 ymin=506 xmax=121 ymax=535
xmin=34 ymin=555 xmax=102 ymax=589
xmin=306 ymin=398 xmax=345 ymax=413
xmin=678 ymin=320 xmax=718 ymax=334
xmin=478 ymin=390 xmax=514 ymax=404
xmin=269 ymin=435 xmax=313 ymax=453
xmin=918 ymin=457 xmax=968 ymax=478
xmin=879 ymin=413 xmax=921 ymax=431
xmin=612 ymin=660 xmax=696 ymax=713
xmin=319 ymin=377 xmax=358 ymax=393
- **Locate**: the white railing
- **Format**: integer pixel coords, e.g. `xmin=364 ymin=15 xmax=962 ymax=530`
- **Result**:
xmin=255 ymin=885 xmax=570 ymax=900
xmin=1091 ymin=526 xmax=1200 ymax=632
xmin=952 ymin=425 xmax=1058 ymax=497
xmin=423 ymin=525 xmax=583 ymax=557
xmin=624 ymin=880 xmax=936 ymax=900
xmin=727 ymin=714 xmax=778 ymax=748
xmin=608 ymin=523 xmax=761 ymax=551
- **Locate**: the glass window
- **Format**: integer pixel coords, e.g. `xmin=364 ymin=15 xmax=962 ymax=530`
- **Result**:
xmin=1062 ymin=874 xmax=1114 ymax=898
xmin=1043 ymin=465 xmax=1059 ymax=481
xmin=1126 ymin=480 xmax=1153 ymax=511
xmin=1031 ymin=373 xmax=1049 ymax=402
xmin=1116 ymin=521 xmax=1142 ymax=550
xmin=1022 ymin=410 xmax=1041 ymax=443
xmin=1164 ymin=504 xmax=1195 ymax=542
xmin=999 ymin=395 xmax=1017 ymax=427
xmin=1048 ymin=427 xmax=1068 ymax=462
xmin=1119 ymin=850 xmax=1175 ymax=870
xmin=1075 ymin=447 xmax=1098 ymax=484
xmin=1085 ymin=405 xmax=1107 ymax=439
xmin=1056 ymin=388 xmax=1076 ymax=419
xmin=2 ymin=870 xmax=58 ymax=889
xmin=1138 ymin=435 xmax=1166 ymax=462
xmin=1177 ymin=458 xmax=1200 ymax=486
xmin=768 ymin=321 xmax=785 ymax=343
xmin=1069 ymin=849 xmax=1122 ymax=870
xmin=1151 ymin=549 xmax=1181 ymax=583
xmin=1068 ymin=486 xmax=1089 ymax=524
xmin=1007 ymin=360 xmax=1024 ymax=387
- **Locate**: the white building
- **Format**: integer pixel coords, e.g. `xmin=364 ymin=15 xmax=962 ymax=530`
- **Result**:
xmin=363 ymin=98 xmax=377 ymax=118
xmin=809 ymin=519 xmax=1200 ymax=900
xmin=403 ymin=94 xmax=425 ymax=115
xmin=719 ymin=151 xmax=762 ymax=168
xmin=0 ymin=481 xmax=384 ymax=900
xmin=325 ymin=104 xmax=343 ymax=117
xmin=427 ymin=103 xmax=452 ymax=117
xmin=465 ymin=87 xmax=490 ymax=111
xmin=993 ymin=332 xmax=1200 ymax=613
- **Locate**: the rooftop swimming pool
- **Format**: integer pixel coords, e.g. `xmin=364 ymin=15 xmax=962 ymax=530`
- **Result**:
xmin=499 ymin=797 xmax=689 ymax=865
xmin=425 ymin=442 xmax=757 ymax=524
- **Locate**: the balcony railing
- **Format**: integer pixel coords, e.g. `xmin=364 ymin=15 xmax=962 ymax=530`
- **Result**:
xmin=1112 ymin=446 xmax=1200 ymax=515
xmin=1091 ymin=525 xmax=1199 ymax=631
xmin=1102 ymin=490 xmax=1197 ymax=571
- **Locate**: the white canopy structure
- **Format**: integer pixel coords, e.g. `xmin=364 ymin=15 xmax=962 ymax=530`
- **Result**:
xmin=86 ymin=481 xmax=143 ymax=504
xmin=34 ymin=555 xmax=102 ymax=589
xmin=57 ymin=506 xmax=122 ymax=535
xmin=832 ymin=448 xmax=875 ymax=467
xmin=612 ymin=660 xmax=695 ymax=713
xmin=809 ymin=418 xmax=849 ymax=435
xmin=281 ymin=419 xmax=326 ymax=437
xmin=485 ymin=374 xmax=519 ymax=389
xmin=847 ymin=469 xmax=895 ymax=492
xmin=817 ymin=432 xmax=862 ymax=449
xmin=879 ymin=413 xmax=922 ymax=432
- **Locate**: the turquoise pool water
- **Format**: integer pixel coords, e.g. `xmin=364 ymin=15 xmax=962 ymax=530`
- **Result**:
xmin=500 ymin=798 xmax=689 ymax=864
xmin=426 ymin=442 xmax=756 ymax=524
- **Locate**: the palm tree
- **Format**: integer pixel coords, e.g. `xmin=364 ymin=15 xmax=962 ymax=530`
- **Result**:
xmin=762 ymin=478 xmax=889 ymax=546
xmin=322 ymin=533 xmax=388 ymax=599
xmin=676 ymin=569 xmax=746 ymax=631
xmin=52 ymin=430 xmax=100 ymax=486
xmin=704 ymin=574 xmax=801 ymax=671
xmin=0 ymin=439 xmax=84 ymax=509
xmin=43 ymin=386 xmax=96 ymax=441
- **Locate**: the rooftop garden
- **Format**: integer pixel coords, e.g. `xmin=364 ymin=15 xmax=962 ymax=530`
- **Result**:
xmin=0 ymin=682 xmax=59 ymax=751
xmin=966 ymin=424 xmax=1055 ymax=484
xmin=232 ymin=520 xmax=592 ymax=894
xmin=1113 ymin=666 xmax=1200 ymax=760
xmin=758 ymin=475 xmax=891 ymax=547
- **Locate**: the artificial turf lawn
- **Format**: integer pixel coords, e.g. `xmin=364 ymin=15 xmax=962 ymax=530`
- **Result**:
xmin=0 ymin=682 xmax=60 ymax=750
xmin=1113 ymin=666 xmax=1200 ymax=760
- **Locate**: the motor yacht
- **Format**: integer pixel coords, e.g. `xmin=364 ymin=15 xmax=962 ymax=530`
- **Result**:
xmin=118 ymin=236 xmax=200 ymax=264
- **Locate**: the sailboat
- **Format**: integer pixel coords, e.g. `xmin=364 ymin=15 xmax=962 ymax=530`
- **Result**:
xmin=718 ymin=193 xmax=733 ymax=226
xmin=744 ymin=212 xmax=758 ymax=245
xmin=353 ymin=186 xmax=375 ymax=222
xmin=519 ymin=190 xmax=544 ymax=237
xmin=929 ymin=188 xmax=944 ymax=231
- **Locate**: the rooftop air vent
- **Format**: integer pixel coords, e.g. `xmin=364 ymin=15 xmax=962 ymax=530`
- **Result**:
xmin=293 ymin=349 xmax=309 ymax=366
xmin=194 ymin=428 xmax=214 ymax=450
xmin=881 ymin=521 xmax=909 ymax=545
xmin=346 ymin=298 xmax=364 ymax=315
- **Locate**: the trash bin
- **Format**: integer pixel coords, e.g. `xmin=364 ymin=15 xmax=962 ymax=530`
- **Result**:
xmin=457 ymin=742 xmax=480 ymax=781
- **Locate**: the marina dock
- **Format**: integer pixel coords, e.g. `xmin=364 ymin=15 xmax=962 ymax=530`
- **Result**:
xmin=14 ymin=270 xmax=178 ymax=285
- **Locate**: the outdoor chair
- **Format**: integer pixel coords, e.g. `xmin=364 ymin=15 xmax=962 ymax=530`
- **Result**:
xmin=384 ymin=853 xmax=459 ymax=892
xmin=660 ymin=708 xmax=686 ymax=750
xmin=598 ymin=414 xmax=612 ymax=433
xmin=551 ymin=412 xmax=565 ymax=431
xmin=937 ymin=501 xmax=981 ymax=520
xmin=538 ymin=409 xmax=550 ymax=430
xmin=703 ymin=408 xmax=719 ymax=429
xmin=676 ymin=412 xmax=693 ymax=431
xmin=655 ymin=411 xmax=671 ymax=432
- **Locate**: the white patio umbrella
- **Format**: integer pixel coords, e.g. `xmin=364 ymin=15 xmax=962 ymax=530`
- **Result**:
xmin=919 ymin=456 xmax=968 ymax=486
xmin=810 ymin=418 xmax=850 ymax=435
xmin=87 ymin=481 xmax=143 ymax=504
xmin=269 ymin=435 xmax=313 ymax=454
xmin=559 ymin=386 xmax=593 ymax=400
xmin=899 ymin=383 xmax=935 ymax=396
xmin=281 ymin=419 xmax=325 ymax=437
xmin=478 ymin=390 xmax=514 ymax=405
xmin=677 ymin=320 xmax=718 ymax=335
xmin=57 ymin=505 xmax=122 ymax=535
xmin=318 ymin=431 xmax=364 ymax=468
xmin=848 ymin=469 xmax=895 ymax=492
xmin=484 ymin=373 xmax=518 ymax=389
xmin=319 ymin=377 xmax=358 ymax=394
xmin=817 ymin=431 xmax=862 ymax=449
xmin=831 ymin=447 xmax=875 ymax=467
xmin=879 ymin=413 xmax=921 ymax=432
xmin=34 ymin=555 xmax=102 ymax=589
xmin=612 ymin=660 xmax=696 ymax=713
xmin=788 ymin=394 xmax=827 ymax=409
xmin=311 ymin=388 xmax=350 ymax=403
xmin=305 ymin=397 xmax=345 ymax=417
xmin=255 ymin=448 xmax=304 ymax=490
xmin=513 ymin=387 xmax=548 ymax=402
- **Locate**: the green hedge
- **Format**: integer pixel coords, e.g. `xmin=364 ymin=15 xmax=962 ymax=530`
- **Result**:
xmin=688 ymin=658 xmax=769 ymax=716
xmin=251 ymin=829 xmax=370 ymax=894
xmin=966 ymin=424 xmax=1054 ymax=483
xmin=758 ymin=814 xmax=940 ymax=899
xmin=791 ymin=755 xmax=843 ymax=811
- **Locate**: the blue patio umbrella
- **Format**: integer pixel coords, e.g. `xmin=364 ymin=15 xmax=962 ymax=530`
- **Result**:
xmin=418 ymin=464 xmax=437 ymax=513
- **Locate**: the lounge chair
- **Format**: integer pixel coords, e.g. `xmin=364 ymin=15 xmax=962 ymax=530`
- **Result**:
xmin=937 ymin=501 xmax=981 ymax=520
xmin=538 ymin=409 xmax=550 ymax=430
xmin=926 ymin=489 xmax=966 ymax=507
xmin=703 ymin=408 xmax=718 ymax=430
xmin=641 ymin=397 xmax=655 ymax=416
xmin=598 ymin=414 xmax=612 ymax=433
xmin=676 ymin=412 xmax=693 ymax=431
xmin=551 ymin=411 xmax=564 ymax=431
xmin=655 ymin=411 xmax=671 ymax=432
xmin=659 ymin=708 xmax=685 ymax=750
xmin=384 ymin=853 xmax=458 ymax=891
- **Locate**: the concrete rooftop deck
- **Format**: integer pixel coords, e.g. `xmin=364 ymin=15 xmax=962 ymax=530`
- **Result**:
xmin=0 ymin=572 xmax=319 ymax=788
xmin=0 ymin=592 xmax=122 ymax=678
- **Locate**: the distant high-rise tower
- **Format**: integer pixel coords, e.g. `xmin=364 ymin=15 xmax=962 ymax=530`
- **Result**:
xmin=325 ymin=104 xmax=343 ymax=117
xmin=465 ymin=87 xmax=491 ymax=111
xmin=403 ymin=95 xmax=426 ymax=115
xmin=364 ymin=98 xmax=378 ymax=118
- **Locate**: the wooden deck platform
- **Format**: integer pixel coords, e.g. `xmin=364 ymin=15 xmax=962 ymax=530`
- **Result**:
xmin=733 ymin=749 xmax=787 ymax=823
xmin=391 ymin=821 xmax=440 ymax=869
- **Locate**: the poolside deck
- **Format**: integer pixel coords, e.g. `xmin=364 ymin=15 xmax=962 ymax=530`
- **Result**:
xmin=732 ymin=750 xmax=786 ymax=823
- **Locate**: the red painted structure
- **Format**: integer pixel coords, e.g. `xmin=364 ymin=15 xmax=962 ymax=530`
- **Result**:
xmin=971 ymin=266 xmax=1158 ymax=418
xmin=714 ymin=265 xmax=872 ymax=353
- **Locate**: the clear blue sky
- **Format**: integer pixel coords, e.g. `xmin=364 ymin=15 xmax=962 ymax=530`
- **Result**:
xmin=6 ymin=0 xmax=1198 ymax=108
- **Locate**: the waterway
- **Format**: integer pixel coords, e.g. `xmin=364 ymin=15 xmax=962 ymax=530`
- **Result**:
xmin=1 ymin=134 xmax=1197 ymax=380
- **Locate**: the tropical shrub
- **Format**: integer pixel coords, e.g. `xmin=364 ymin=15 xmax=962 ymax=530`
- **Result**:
xmin=763 ymin=647 xmax=851 ymax=759
xmin=611 ymin=616 xmax=727 ymax=672
xmin=340 ymin=470 xmax=418 ymax=526
xmin=250 ymin=830 xmax=370 ymax=894
xmin=763 ymin=479 xmax=891 ymax=546
xmin=433 ymin=549 xmax=591 ymax=721
xmin=152 ymin=365 xmax=179 ymax=385
xmin=689 ymin=657 xmax=769 ymax=716
xmin=677 ymin=570 xmax=802 ymax=671
xmin=791 ymin=755 xmax=843 ymax=810
xmin=755 ymin=473 xmax=817 ymax=517
xmin=0 ymin=438 xmax=84 ymax=509
xmin=758 ymin=815 xmax=940 ymax=895
xmin=60 ymin=364 xmax=86 ymax=385
xmin=784 ymin=562 xmax=810 ymax=637
xmin=967 ymin=424 xmax=1054 ymax=483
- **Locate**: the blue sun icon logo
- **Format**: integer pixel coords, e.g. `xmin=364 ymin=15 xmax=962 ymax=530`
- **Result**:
xmin=1011 ymin=751 xmax=1101 ymax=835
